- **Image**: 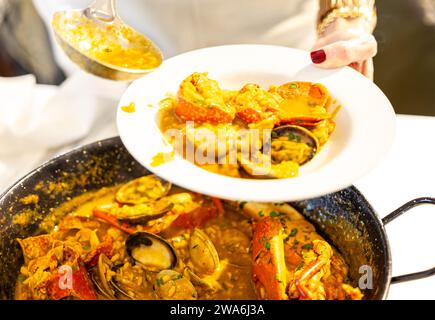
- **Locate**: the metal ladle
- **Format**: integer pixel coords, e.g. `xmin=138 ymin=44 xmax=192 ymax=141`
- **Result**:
xmin=52 ymin=0 xmax=163 ymax=81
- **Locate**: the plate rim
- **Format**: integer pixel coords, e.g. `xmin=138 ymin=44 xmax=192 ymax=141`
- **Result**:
xmin=117 ymin=44 xmax=396 ymax=202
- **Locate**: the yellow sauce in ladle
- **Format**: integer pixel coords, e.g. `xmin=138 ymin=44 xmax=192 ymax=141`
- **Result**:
xmin=52 ymin=10 xmax=162 ymax=71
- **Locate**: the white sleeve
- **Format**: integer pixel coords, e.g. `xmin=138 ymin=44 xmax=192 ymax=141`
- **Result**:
xmin=32 ymin=0 xmax=90 ymax=76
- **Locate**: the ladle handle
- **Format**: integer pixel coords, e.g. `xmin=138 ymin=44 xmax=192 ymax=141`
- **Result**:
xmin=382 ymin=197 xmax=435 ymax=283
xmin=86 ymin=0 xmax=117 ymax=22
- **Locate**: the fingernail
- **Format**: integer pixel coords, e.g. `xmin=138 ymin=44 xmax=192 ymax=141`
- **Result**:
xmin=310 ymin=50 xmax=326 ymax=64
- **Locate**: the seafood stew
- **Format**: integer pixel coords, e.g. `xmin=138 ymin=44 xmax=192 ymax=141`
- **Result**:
xmin=15 ymin=175 xmax=361 ymax=300
xmin=157 ymin=72 xmax=338 ymax=179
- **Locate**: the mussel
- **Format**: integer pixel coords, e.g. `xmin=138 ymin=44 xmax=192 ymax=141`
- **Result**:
xmin=126 ymin=232 xmax=177 ymax=272
xmin=116 ymin=175 xmax=172 ymax=205
xmin=154 ymin=270 xmax=197 ymax=300
xmin=270 ymin=125 xmax=319 ymax=165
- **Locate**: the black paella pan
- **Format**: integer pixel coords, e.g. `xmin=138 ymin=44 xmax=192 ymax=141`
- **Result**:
xmin=0 ymin=137 xmax=434 ymax=300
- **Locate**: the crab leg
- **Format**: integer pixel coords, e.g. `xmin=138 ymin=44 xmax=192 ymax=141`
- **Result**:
xmin=252 ymin=217 xmax=288 ymax=300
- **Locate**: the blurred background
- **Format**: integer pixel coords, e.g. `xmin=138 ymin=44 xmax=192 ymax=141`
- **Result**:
xmin=1 ymin=0 xmax=434 ymax=115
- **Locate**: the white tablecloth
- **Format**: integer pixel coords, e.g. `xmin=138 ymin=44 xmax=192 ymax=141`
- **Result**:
xmin=1 ymin=113 xmax=434 ymax=299
xmin=355 ymin=114 xmax=435 ymax=300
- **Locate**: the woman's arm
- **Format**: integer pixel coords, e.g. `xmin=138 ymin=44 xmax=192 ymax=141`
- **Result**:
xmin=312 ymin=0 xmax=378 ymax=79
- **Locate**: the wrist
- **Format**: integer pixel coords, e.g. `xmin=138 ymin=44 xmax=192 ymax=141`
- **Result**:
xmin=322 ymin=16 xmax=373 ymax=36
xmin=317 ymin=1 xmax=377 ymax=36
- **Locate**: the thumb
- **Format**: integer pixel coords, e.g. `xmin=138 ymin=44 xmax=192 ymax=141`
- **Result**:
xmin=311 ymin=35 xmax=377 ymax=68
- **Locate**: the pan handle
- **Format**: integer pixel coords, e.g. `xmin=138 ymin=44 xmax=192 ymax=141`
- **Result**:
xmin=382 ymin=197 xmax=435 ymax=284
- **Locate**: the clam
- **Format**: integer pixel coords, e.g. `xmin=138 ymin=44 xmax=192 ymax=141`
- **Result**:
xmin=98 ymin=199 xmax=174 ymax=225
xmin=91 ymin=254 xmax=136 ymax=300
xmin=116 ymin=175 xmax=172 ymax=205
xmin=237 ymin=151 xmax=300 ymax=179
xmin=154 ymin=270 xmax=197 ymax=300
xmin=91 ymin=255 xmax=144 ymax=300
xmin=126 ymin=232 xmax=177 ymax=272
xmin=90 ymin=254 xmax=116 ymax=299
xmin=184 ymin=267 xmax=221 ymax=292
xmin=270 ymin=125 xmax=319 ymax=165
xmin=189 ymin=228 xmax=220 ymax=276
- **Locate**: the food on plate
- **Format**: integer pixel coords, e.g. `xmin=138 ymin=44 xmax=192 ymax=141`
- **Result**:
xmin=158 ymin=72 xmax=337 ymax=179
xmin=15 ymin=175 xmax=361 ymax=300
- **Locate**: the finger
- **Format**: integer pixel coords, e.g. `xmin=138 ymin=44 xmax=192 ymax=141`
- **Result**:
xmin=348 ymin=62 xmax=363 ymax=73
xmin=313 ymin=29 xmax=363 ymax=50
xmin=311 ymin=35 xmax=377 ymax=68
xmin=362 ymin=59 xmax=374 ymax=80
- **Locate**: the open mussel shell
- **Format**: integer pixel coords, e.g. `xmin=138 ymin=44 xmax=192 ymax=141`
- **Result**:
xmin=126 ymin=231 xmax=177 ymax=272
xmin=270 ymin=125 xmax=319 ymax=165
xmin=116 ymin=175 xmax=172 ymax=205
xmin=116 ymin=200 xmax=174 ymax=224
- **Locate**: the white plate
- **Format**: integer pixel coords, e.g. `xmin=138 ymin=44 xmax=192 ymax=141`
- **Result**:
xmin=117 ymin=45 xmax=396 ymax=202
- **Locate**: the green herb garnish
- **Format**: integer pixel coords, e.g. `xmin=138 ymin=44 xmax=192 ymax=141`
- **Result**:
xmin=296 ymin=262 xmax=305 ymax=271
xmin=269 ymin=211 xmax=280 ymax=218
xmin=301 ymin=243 xmax=313 ymax=250
xmin=289 ymin=228 xmax=298 ymax=237
xmin=156 ymin=278 xmax=163 ymax=286
xmin=239 ymin=201 xmax=247 ymax=209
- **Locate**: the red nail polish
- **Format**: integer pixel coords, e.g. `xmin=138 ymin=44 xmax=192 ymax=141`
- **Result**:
xmin=311 ymin=50 xmax=326 ymax=64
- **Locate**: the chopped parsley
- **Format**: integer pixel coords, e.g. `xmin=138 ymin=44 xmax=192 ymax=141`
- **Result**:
xmin=289 ymin=83 xmax=299 ymax=89
xmin=301 ymin=243 xmax=313 ymax=250
xmin=156 ymin=278 xmax=163 ymax=286
xmin=289 ymin=228 xmax=298 ymax=237
xmin=296 ymin=262 xmax=305 ymax=271
xmin=260 ymin=236 xmax=271 ymax=250
xmin=258 ymin=210 xmax=265 ymax=217
xmin=269 ymin=211 xmax=280 ymax=218
xmin=288 ymin=132 xmax=301 ymax=143
xmin=239 ymin=201 xmax=247 ymax=209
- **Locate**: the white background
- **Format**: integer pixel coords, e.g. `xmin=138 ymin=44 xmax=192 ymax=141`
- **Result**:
xmin=355 ymin=115 xmax=435 ymax=300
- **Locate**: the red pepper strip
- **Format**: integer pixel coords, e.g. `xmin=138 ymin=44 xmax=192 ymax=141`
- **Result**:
xmin=47 ymin=264 xmax=97 ymax=300
xmin=92 ymin=209 xmax=136 ymax=235
xmin=211 ymin=197 xmax=225 ymax=216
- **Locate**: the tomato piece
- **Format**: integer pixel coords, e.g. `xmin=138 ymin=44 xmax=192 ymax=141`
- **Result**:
xmin=47 ymin=264 xmax=97 ymax=300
